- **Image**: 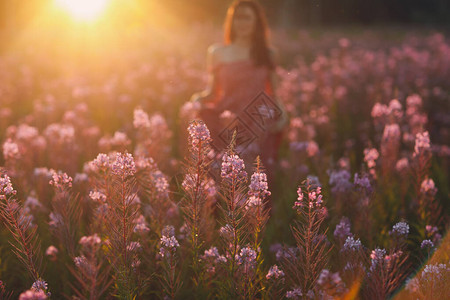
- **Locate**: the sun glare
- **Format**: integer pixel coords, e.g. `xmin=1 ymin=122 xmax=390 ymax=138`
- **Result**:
xmin=55 ymin=0 xmax=110 ymax=21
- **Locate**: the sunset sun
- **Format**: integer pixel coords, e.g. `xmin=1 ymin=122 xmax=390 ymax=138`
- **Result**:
xmin=55 ymin=0 xmax=111 ymax=21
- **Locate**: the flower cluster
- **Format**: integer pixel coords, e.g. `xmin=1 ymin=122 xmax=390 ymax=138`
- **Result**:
xmin=219 ymin=224 xmax=235 ymax=241
xmin=0 ymin=174 xmax=16 ymax=196
xmin=200 ymin=246 xmax=227 ymax=274
xmin=236 ymin=246 xmax=257 ymax=271
xmin=2 ymin=138 xmax=20 ymax=160
xmin=248 ymin=171 xmax=271 ymax=199
xmin=413 ymin=131 xmax=431 ymax=157
xmin=133 ymin=214 xmax=150 ymax=234
xmin=286 ymin=287 xmax=302 ymax=299
xmin=266 ymin=264 xmax=285 ymax=280
xmin=89 ymin=190 xmax=107 ymax=203
xmin=293 ymin=185 xmax=323 ymax=210
xmin=111 ymin=152 xmax=136 ymax=177
xmin=74 ymin=255 xmax=95 ymax=275
xmin=421 ymin=239 xmax=434 ymax=249
xmin=245 ymin=196 xmax=262 ymax=209
xmin=390 ymin=221 xmax=409 ymax=237
xmin=421 ymin=263 xmax=449 ymax=282
xmin=369 ymin=248 xmax=386 ymax=272
xmin=328 ymin=169 xmax=352 ymax=194
xmin=159 ymin=226 xmax=180 ymax=259
xmin=334 ymin=217 xmax=352 ymax=241
xmin=420 ymin=178 xmax=437 ymax=196
xmin=79 ymin=234 xmax=102 ymax=251
xmin=187 ymin=120 xmax=211 ymax=150
xmin=317 ymin=269 xmax=346 ymax=295
xmin=221 ymin=153 xmax=247 ymax=181
xmin=354 ymin=173 xmax=372 ymax=192
xmin=133 ymin=108 xmax=151 ymax=129
xmin=363 ymin=148 xmax=379 ymax=169
xmin=342 ymin=236 xmax=362 ymax=252
xmin=89 ymin=153 xmax=111 ymax=172
xmin=127 ymin=241 xmax=142 ymax=252
xmin=49 ymin=171 xmax=73 ymax=190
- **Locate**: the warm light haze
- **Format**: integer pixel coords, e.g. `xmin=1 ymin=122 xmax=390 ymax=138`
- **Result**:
xmin=54 ymin=0 xmax=111 ymax=21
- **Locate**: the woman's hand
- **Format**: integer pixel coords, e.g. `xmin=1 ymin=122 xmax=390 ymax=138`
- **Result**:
xmin=190 ymin=92 xmax=202 ymax=103
xmin=269 ymin=108 xmax=288 ymax=133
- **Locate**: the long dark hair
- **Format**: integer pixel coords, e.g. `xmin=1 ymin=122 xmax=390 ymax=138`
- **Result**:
xmin=223 ymin=0 xmax=275 ymax=70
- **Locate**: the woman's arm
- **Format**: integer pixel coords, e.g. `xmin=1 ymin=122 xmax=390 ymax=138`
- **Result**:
xmin=190 ymin=44 xmax=221 ymax=105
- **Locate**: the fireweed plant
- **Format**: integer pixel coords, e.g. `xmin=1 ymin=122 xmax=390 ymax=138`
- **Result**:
xmin=179 ymin=120 xmax=215 ymax=296
xmin=0 ymin=113 xmax=448 ymax=299
xmin=0 ymin=30 xmax=449 ymax=298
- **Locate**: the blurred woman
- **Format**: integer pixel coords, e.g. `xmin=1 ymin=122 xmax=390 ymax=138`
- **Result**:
xmin=190 ymin=0 xmax=288 ymax=188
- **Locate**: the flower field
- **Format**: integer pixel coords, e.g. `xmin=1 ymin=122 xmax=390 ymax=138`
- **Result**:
xmin=0 ymin=26 xmax=449 ymax=299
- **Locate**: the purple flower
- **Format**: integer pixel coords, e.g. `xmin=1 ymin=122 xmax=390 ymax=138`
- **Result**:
xmin=45 ymin=245 xmax=58 ymax=257
xmin=79 ymin=234 xmax=101 ymax=250
xmin=364 ymin=148 xmax=379 ymax=168
xmin=2 ymin=138 xmax=20 ymax=159
xmin=49 ymin=171 xmax=73 ymax=190
xmin=421 ymin=263 xmax=449 ymax=282
xmin=276 ymin=246 xmax=298 ymax=261
xmin=294 ymin=185 xmax=323 ymax=210
xmin=152 ymin=170 xmax=169 ymax=196
xmin=371 ymin=103 xmax=388 ymax=118
xmin=421 ymin=239 xmax=434 ymax=249
xmin=134 ymin=215 xmax=150 ymax=233
xmin=90 ymin=153 xmax=111 ymax=172
xmin=188 ymin=120 xmax=211 ymax=150
xmin=334 ymin=217 xmax=352 ymax=241
xmin=328 ymin=169 xmax=352 ymax=194
xmin=382 ymin=123 xmax=400 ymax=141
xmin=236 ymin=246 xmax=257 ymax=270
xmin=369 ymin=248 xmax=386 ymax=272
xmin=201 ymin=246 xmax=227 ymax=264
xmin=354 ymin=173 xmax=371 ymax=191
xmin=89 ymin=190 xmax=107 ymax=203
xmin=219 ymin=224 xmax=235 ymax=240
xmin=390 ymin=221 xmax=409 ymax=236
xmin=31 ymin=279 xmax=48 ymax=292
xmin=395 ymin=158 xmax=409 ymax=172
xmin=248 ymin=172 xmax=271 ymax=198
xmin=221 ymin=153 xmax=247 ymax=181
xmin=266 ymin=265 xmax=285 ymax=280
xmin=245 ymin=196 xmax=262 ymax=209
xmin=127 ymin=241 xmax=142 ymax=252
xmin=74 ymin=255 xmax=95 ymax=276
xmin=111 ymin=152 xmax=136 ymax=177
xmin=159 ymin=227 xmax=180 ymax=258
xmin=342 ymin=236 xmax=362 ymax=252
xmin=133 ymin=108 xmax=151 ymax=129
xmin=0 ymin=174 xmax=17 ymax=196
xmin=286 ymin=287 xmax=302 ymax=299
xmin=413 ymin=131 xmax=431 ymax=157
xmin=293 ymin=187 xmax=304 ymax=208
xmin=420 ymin=178 xmax=437 ymax=195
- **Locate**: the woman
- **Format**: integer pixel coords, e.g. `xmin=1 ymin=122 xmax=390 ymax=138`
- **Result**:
xmin=190 ymin=0 xmax=288 ymax=186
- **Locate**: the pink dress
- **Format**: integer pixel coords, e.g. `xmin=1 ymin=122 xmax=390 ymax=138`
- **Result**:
xmin=198 ymin=59 xmax=283 ymax=175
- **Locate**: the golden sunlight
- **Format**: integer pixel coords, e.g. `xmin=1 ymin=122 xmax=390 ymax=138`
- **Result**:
xmin=54 ymin=0 xmax=111 ymax=21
